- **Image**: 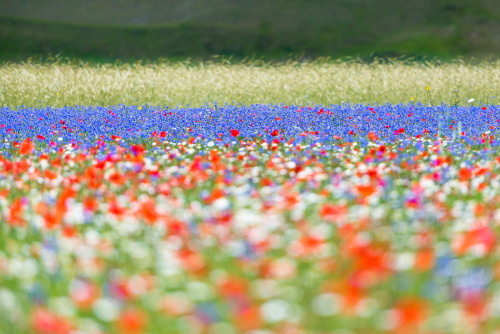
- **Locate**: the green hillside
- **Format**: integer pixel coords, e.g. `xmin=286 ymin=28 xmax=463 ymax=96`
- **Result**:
xmin=1 ymin=0 xmax=499 ymax=61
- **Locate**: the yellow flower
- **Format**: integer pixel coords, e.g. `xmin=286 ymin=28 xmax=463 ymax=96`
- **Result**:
xmin=138 ymin=106 xmax=143 ymax=110
xmin=426 ymin=86 xmax=430 ymax=91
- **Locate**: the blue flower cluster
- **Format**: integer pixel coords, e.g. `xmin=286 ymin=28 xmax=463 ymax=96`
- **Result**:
xmin=0 ymin=103 xmax=498 ymax=147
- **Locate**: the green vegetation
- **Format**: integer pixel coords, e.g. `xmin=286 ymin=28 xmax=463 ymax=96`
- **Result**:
xmin=1 ymin=60 xmax=498 ymax=108
xmin=0 ymin=0 xmax=499 ymax=62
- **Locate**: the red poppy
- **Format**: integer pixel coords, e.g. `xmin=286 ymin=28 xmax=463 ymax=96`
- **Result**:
xmin=458 ymin=168 xmax=472 ymax=181
xmin=231 ymin=129 xmax=240 ymax=137
xmin=31 ymin=308 xmax=73 ymax=334
xmin=234 ymin=306 xmax=262 ymax=332
xmin=8 ymin=198 xmax=26 ymax=227
xmin=394 ymin=298 xmax=427 ymax=330
xmin=415 ymin=248 xmax=435 ymax=271
xmin=368 ymin=132 xmax=379 ymax=141
xmin=131 ymin=144 xmax=145 ymax=156
xmin=116 ymin=308 xmax=148 ymax=334
xmin=356 ymin=184 xmax=377 ymax=197
xmin=453 ymin=226 xmax=496 ymax=256
xmin=139 ymin=199 xmax=160 ymax=224
xmin=19 ymin=138 xmax=35 ymax=155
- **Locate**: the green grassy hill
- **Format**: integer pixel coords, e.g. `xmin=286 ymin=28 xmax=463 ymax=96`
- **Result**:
xmin=1 ymin=0 xmax=499 ymax=61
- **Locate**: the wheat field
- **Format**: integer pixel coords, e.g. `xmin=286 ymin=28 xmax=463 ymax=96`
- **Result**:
xmin=1 ymin=59 xmax=499 ymax=108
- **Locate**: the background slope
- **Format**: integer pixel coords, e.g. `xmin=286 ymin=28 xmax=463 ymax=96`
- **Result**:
xmin=1 ymin=0 xmax=499 ymax=61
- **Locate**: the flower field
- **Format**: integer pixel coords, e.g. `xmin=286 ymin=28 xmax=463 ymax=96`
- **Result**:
xmin=2 ymin=103 xmax=500 ymax=333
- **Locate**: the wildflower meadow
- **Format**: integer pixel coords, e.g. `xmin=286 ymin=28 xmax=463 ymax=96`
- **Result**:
xmin=1 ymin=61 xmax=500 ymax=334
